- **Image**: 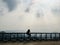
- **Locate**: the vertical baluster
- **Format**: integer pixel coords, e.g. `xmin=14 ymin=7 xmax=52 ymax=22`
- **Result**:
xmin=41 ymin=33 xmax=42 ymax=40
xmin=24 ymin=33 xmax=25 ymax=40
xmin=59 ymin=33 xmax=60 ymax=40
xmin=1 ymin=33 xmax=3 ymax=41
xmin=2 ymin=33 xmax=3 ymax=41
xmin=55 ymin=33 xmax=56 ymax=40
xmin=21 ymin=33 xmax=22 ymax=41
xmin=10 ymin=33 xmax=11 ymax=41
xmin=36 ymin=33 xmax=37 ymax=40
xmin=50 ymin=33 xmax=52 ymax=40
xmin=16 ymin=33 xmax=18 ymax=41
xmin=40 ymin=33 xmax=42 ymax=40
xmin=9 ymin=33 xmax=10 ymax=41
xmin=45 ymin=33 xmax=47 ymax=41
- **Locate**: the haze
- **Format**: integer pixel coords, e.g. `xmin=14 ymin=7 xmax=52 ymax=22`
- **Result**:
xmin=0 ymin=0 xmax=60 ymax=32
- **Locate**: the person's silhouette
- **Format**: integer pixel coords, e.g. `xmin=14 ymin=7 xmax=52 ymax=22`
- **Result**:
xmin=26 ymin=29 xmax=31 ymax=39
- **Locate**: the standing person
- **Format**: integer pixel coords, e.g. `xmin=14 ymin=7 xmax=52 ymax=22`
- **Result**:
xmin=26 ymin=29 xmax=31 ymax=40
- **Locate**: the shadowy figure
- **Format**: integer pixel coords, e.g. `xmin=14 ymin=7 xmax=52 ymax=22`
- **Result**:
xmin=26 ymin=29 xmax=31 ymax=39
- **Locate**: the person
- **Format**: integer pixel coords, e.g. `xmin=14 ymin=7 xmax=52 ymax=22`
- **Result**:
xmin=26 ymin=29 xmax=31 ymax=39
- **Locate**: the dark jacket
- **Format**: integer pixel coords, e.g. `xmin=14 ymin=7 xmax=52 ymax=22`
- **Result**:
xmin=26 ymin=29 xmax=31 ymax=36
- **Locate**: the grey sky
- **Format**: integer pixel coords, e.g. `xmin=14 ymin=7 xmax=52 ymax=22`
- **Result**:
xmin=3 ymin=0 xmax=17 ymax=11
xmin=52 ymin=6 xmax=60 ymax=16
xmin=0 ymin=0 xmax=60 ymax=32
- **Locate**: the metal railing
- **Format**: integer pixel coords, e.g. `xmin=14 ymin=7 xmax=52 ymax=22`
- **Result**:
xmin=0 ymin=32 xmax=60 ymax=41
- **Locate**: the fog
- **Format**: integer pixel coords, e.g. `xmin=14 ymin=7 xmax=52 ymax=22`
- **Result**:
xmin=0 ymin=0 xmax=60 ymax=32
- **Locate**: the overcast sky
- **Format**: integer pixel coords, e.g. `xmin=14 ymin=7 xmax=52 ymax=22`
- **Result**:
xmin=0 ymin=0 xmax=60 ymax=32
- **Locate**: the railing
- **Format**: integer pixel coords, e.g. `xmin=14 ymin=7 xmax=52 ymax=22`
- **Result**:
xmin=0 ymin=32 xmax=60 ymax=41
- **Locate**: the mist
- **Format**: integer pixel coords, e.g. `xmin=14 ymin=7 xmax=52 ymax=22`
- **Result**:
xmin=0 ymin=0 xmax=60 ymax=32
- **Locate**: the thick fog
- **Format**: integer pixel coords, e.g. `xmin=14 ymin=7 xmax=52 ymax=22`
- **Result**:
xmin=0 ymin=0 xmax=60 ymax=32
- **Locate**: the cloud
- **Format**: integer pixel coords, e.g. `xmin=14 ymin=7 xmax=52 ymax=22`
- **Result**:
xmin=3 ymin=0 xmax=18 ymax=12
xmin=25 ymin=8 xmax=30 ymax=12
xmin=51 ymin=6 xmax=60 ymax=16
xmin=0 ymin=9 xmax=3 ymax=16
xmin=36 ymin=12 xmax=40 ymax=18
xmin=35 ymin=9 xmax=44 ymax=18
xmin=0 ymin=0 xmax=60 ymax=32
xmin=22 ymin=0 xmax=32 ymax=13
xmin=3 ymin=0 xmax=32 ymax=12
xmin=0 ymin=0 xmax=8 ymax=16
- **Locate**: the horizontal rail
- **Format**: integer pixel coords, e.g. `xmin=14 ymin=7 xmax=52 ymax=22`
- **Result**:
xmin=0 ymin=32 xmax=60 ymax=34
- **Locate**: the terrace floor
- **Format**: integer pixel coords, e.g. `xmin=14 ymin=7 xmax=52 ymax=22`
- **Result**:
xmin=0 ymin=41 xmax=60 ymax=45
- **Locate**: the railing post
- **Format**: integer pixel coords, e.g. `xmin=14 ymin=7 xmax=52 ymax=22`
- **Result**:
xmin=10 ymin=33 xmax=11 ymax=41
xmin=2 ymin=33 xmax=4 ymax=41
xmin=50 ymin=33 xmax=52 ymax=40
xmin=17 ymin=33 xmax=18 ymax=41
xmin=1 ymin=33 xmax=3 ymax=41
xmin=41 ymin=33 xmax=42 ymax=40
xmin=36 ymin=33 xmax=37 ymax=40
xmin=40 ymin=33 xmax=42 ymax=40
xmin=55 ymin=33 xmax=56 ymax=40
xmin=59 ymin=33 xmax=60 ymax=40
xmin=45 ymin=33 xmax=47 ymax=40
xmin=24 ymin=33 xmax=25 ymax=40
